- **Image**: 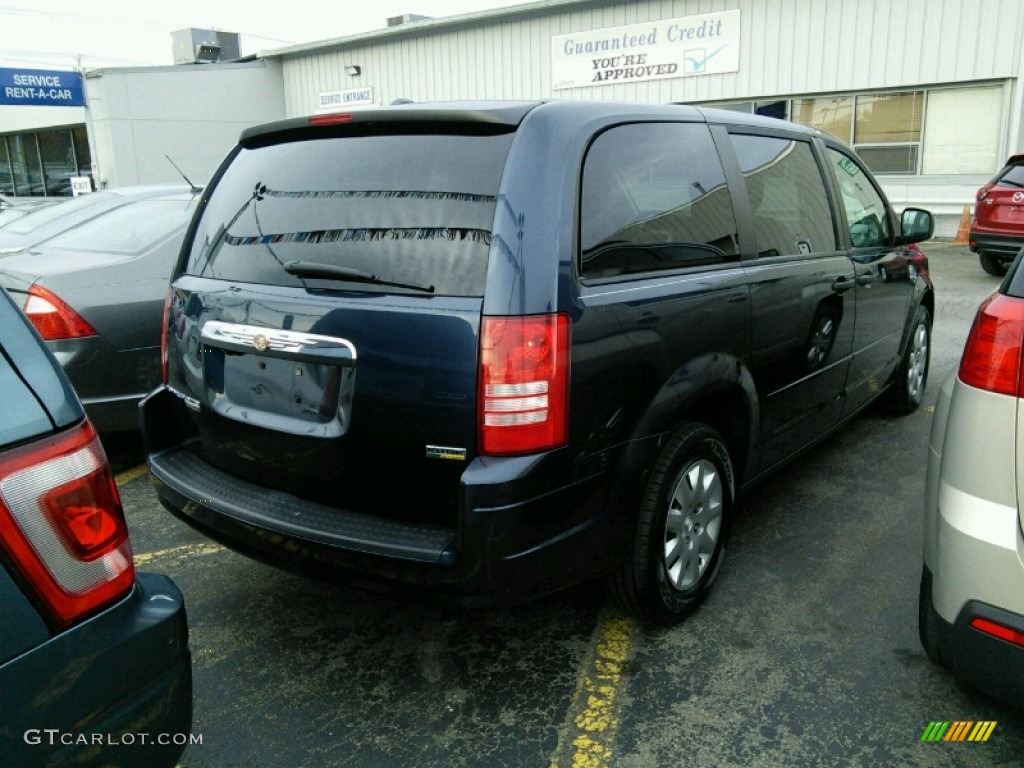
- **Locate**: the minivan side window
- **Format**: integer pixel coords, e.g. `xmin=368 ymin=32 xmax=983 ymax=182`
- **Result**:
xmin=728 ymin=133 xmax=837 ymax=258
xmin=580 ymin=122 xmax=739 ymax=279
xmin=826 ymin=147 xmax=891 ymax=248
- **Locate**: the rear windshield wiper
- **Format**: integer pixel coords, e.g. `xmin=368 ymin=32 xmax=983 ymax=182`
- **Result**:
xmin=283 ymin=261 xmax=435 ymax=294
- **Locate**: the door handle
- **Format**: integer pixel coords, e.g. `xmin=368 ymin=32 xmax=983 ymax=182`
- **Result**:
xmin=831 ymin=277 xmax=854 ymax=294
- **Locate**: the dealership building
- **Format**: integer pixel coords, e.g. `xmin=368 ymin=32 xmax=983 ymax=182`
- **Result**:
xmin=2 ymin=0 xmax=1022 ymax=236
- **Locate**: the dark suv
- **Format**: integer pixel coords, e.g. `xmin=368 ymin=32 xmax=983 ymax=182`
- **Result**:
xmin=0 ymin=285 xmax=191 ymax=765
xmin=143 ymin=101 xmax=934 ymax=625
xmin=970 ymin=154 xmax=1024 ymax=276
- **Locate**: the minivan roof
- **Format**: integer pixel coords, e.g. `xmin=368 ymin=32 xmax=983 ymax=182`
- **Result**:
xmin=238 ymin=100 xmax=819 ymax=145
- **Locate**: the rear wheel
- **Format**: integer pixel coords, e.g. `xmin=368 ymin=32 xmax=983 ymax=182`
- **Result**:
xmin=609 ymin=422 xmax=734 ymax=626
xmin=887 ymin=304 xmax=931 ymax=414
xmin=979 ymin=252 xmax=1008 ymax=277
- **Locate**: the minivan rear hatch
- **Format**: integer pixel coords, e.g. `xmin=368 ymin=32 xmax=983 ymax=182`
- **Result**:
xmin=163 ymin=114 xmax=521 ymax=527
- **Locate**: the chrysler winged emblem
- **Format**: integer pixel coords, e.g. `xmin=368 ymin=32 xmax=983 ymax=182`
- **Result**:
xmin=253 ymin=334 xmax=269 ymax=352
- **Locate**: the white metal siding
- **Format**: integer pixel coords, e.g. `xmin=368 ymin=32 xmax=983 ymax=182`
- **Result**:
xmin=278 ymin=0 xmax=1024 ymax=114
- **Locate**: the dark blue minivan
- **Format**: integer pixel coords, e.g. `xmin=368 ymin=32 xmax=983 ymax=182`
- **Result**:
xmin=143 ymin=100 xmax=934 ymax=625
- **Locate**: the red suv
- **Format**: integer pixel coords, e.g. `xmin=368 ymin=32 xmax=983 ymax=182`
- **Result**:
xmin=970 ymin=154 xmax=1024 ymax=276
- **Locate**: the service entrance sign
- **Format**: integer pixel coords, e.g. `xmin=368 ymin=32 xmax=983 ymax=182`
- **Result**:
xmin=0 ymin=67 xmax=84 ymax=107
xmin=551 ymin=10 xmax=740 ymax=91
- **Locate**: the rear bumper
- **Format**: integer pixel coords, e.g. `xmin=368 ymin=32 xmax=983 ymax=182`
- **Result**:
xmin=924 ymin=570 xmax=1024 ymax=707
xmin=968 ymin=230 xmax=1024 ymax=259
xmin=0 ymin=572 xmax=192 ymax=766
xmin=148 ymin=445 xmax=618 ymax=604
xmin=47 ymin=336 xmax=159 ymax=433
xmin=143 ymin=386 xmax=631 ymax=604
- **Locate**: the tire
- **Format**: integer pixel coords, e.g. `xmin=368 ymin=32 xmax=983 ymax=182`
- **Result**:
xmin=979 ymin=252 xmax=1008 ymax=277
xmin=609 ymin=422 xmax=734 ymax=626
xmin=887 ymin=304 xmax=931 ymax=415
xmin=918 ymin=567 xmax=943 ymax=665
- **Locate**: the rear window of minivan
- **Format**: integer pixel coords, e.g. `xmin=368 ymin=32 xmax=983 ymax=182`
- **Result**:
xmin=184 ymin=131 xmax=515 ymax=297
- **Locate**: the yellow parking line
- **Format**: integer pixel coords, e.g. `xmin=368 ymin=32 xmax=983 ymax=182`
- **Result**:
xmin=134 ymin=541 xmax=225 ymax=565
xmin=549 ymin=607 xmax=639 ymax=768
xmin=114 ymin=463 xmax=149 ymax=486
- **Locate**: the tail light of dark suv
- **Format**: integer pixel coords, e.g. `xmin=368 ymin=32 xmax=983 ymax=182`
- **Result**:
xmin=0 ymin=420 xmax=134 ymax=628
xmin=958 ymin=293 xmax=1024 ymax=396
xmin=479 ymin=313 xmax=570 ymax=455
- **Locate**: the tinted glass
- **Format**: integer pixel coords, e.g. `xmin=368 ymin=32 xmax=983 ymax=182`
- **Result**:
xmin=827 ymin=148 xmax=891 ymax=248
xmin=3 ymin=191 xmax=114 ymax=234
xmin=996 ymin=160 xmax=1024 ymax=188
xmin=185 ymin=132 xmax=514 ymax=297
xmin=43 ymin=197 xmax=194 ymax=255
xmin=0 ymin=347 xmax=51 ymax=447
xmin=580 ymin=122 xmax=738 ymax=279
xmin=0 ymin=138 xmax=12 ymax=196
xmin=729 ymin=134 xmax=836 ymax=257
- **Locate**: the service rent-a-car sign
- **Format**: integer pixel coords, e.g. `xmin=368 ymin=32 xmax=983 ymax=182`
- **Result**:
xmin=551 ymin=10 xmax=740 ymax=91
xmin=0 ymin=67 xmax=84 ymax=107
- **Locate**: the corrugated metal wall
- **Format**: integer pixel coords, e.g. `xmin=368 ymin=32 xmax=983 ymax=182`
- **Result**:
xmin=277 ymin=0 xmax=1024 ymax=114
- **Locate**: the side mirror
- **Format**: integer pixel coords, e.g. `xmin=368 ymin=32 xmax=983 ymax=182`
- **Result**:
xmin=899 ymin=208 xmax=934 ymax=244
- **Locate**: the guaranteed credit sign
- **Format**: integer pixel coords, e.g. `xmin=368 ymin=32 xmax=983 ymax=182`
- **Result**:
xmin=0 ymin=67 xmax=85 ymax=107
xmin=551 ymin=10 xmax=740 ymax=91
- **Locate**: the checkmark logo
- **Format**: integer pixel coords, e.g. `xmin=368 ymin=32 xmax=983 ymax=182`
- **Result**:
xmin=684 ymin=44 xmax=729 ymax=72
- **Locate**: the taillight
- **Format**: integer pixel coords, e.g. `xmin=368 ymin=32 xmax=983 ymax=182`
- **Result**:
xmin=958 ymin=293 xmax=1024 ymax=396
xmin=971 ymin=617 xmax=1024 ymax=648
xmin=160 ymin=287 xmax=171 ymax=384
xmin=0 ymin=420 xmax=134 ymax=628
xmin=23 ymin=284 xmax=97 ymax=340
xmin=479 ymin=314 xmax=569 ymax=456
xmin=309 ymin=113 xmax=354 ymax=125
xmin=977 ymin=184 xmax=991 ymax=202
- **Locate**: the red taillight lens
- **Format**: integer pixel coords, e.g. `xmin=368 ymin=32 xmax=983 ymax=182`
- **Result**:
xmin=479 ymin=314 xmax=570 ymax=456
xmin=0 ymin=420 xmax=134 ymax=628
xmin=309 ymin=113 xmax=354 ymax=125
xmin=958 ymin=293 xmax=1024 ymax=396
xmin=23 ymin=284 xmax=97 ymax=340
xmin=970 ymin=617 xmax=1024 ymax=648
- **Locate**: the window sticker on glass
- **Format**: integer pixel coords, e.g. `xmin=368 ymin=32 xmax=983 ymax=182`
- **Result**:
xmin=838 ymin=156 xmax=860 ymax=177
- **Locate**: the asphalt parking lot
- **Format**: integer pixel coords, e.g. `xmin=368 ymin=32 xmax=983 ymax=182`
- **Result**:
xmin=106 ymin=242 xmax=1024 ymax=767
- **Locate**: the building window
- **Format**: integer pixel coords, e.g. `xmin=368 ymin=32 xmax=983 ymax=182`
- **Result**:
xmin=0 ymin=138 xmax=11 ymax=196
xmin=8 ymin=134 xmax=43 ymax=197
xmin=791 ymin=96 xmax=853 ymax=144
xmin=0 ymin=126 xmax=91 ymax=197
xmin=922 ymin=86 xmax=1003 ymax=175
xmin=852 ymin=91 xmax=924 ymax=174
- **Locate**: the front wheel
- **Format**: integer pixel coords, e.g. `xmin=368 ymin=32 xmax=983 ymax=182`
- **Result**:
xmin=608 ymin=422 xmax=734 ymax=626
xmin=887 ymin=304 xmax=931 ymax=415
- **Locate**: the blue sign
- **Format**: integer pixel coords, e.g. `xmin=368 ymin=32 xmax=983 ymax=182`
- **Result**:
xmin=0 ymin=67 xmax=84 ymax=107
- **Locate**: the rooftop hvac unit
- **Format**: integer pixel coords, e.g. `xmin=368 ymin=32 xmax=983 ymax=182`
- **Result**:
xmin=386 ymin=14 xmax=432 ymax=27
xmin=172 ymin=28 xmax=241 ymax=64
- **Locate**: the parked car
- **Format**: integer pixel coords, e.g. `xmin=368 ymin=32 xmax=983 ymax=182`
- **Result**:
xmin=0 ymin=197 xmax=58 ymax=229
xmin=142 ymin=101 xmax=934 ymax=625
xmin=920 ymin=250 xmax=1024 ymax=707
xmin=0 ymin=187 xmax=201 ymax=433
xmin=969 ymin=154 xmax=1024 ymax=276
xmin=0 ymin=184 xmax=192 ymax=254
xmin=0 ymin=284 xmax=191 ymax=765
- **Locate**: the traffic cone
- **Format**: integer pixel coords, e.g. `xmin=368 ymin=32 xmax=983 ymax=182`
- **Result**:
xmin=955 ymin=204 xmax=971 ymax=243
